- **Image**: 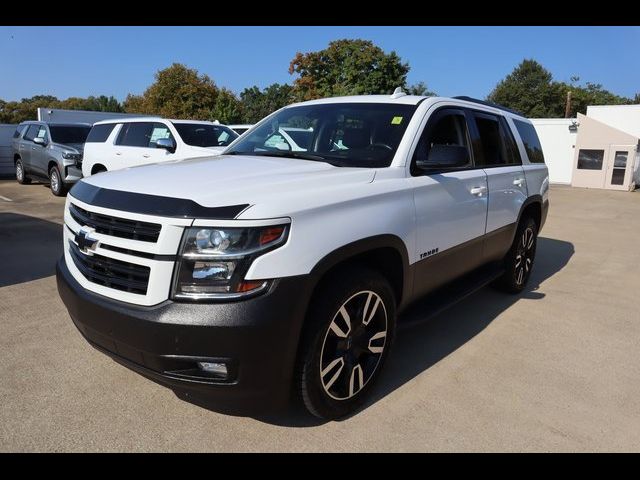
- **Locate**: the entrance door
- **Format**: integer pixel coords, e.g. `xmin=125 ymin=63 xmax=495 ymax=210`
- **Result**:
xmin=605 ymin=146 xmax=634 ymax=191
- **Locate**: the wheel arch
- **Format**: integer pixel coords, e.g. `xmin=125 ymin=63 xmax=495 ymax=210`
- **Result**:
xmin=91 ymin=164 xmax=107 ymax=175
xmin=307 ymin=234 xmax=412 ymax=310
xmin=517 ymin=195 xmax=543 ymax=232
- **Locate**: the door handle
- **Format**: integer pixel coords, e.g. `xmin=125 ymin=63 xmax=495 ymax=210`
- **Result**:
xmin=142 ymin=154 xmax=151 ymax=158
xmin=115 ymin=152 xmax=122 ymax=156
xmin=513 ymin=178 xmax=525 ymax=187
xmin=470 ymin=186 xmax=487 ymax=196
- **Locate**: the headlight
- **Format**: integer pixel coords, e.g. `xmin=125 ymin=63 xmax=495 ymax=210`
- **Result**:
xmin=62 ymin=152 xmax=82 ymax=161
xmin=172 ymin=224 xmax=288 ymax=301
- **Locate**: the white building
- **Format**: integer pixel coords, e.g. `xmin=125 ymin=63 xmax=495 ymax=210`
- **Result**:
xmin=532 ymin=105 xmax=640 ymax=191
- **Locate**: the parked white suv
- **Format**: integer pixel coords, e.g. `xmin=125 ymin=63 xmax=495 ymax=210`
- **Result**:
xmin=82 ymin=118 xmax=239 ymax=176
xmin=57 ymin=93 xmax=549 ymax=419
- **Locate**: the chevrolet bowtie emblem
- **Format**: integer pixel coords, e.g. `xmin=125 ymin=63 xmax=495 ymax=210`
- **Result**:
xmin=75 ymin=229 xmax=99 ymax=254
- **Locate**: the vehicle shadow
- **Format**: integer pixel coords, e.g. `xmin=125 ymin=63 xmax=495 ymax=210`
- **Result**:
xmin=247 ymin=236 xmax=574 ymax=427
xmin=0 ymin=213 xmax=62 ymax=287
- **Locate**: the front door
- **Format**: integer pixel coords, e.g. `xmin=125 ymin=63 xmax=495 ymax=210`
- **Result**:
xmin=605 ymin=145 xmax=635 ymax=191
xmin=410 ymin=108 xmax=489 ymax=297
xmin=30 ymin=125 xmax=49 ymax=177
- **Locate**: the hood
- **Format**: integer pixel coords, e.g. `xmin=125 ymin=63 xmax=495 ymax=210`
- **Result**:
xmin=82 ymin=154 xmax=376 ymax=214
xmin=53 ymin=142 xmax=84 ymax=154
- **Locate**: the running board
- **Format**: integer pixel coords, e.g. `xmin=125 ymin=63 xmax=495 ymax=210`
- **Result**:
xmin=399 ymin=263 xmax=505 ymax=329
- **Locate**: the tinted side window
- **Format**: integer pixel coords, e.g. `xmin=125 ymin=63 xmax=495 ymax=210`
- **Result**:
xmin=13 ymin=125 xmax=28 ymax=138
xmin=514 ymin=119 xmax=545 ymax=164
xmin=86 ymin=123 xmax=116 ymax=143
xmin=23 ymin=125 xmax=40 ymax=141
xmin=412 ymin=110 xmax=471 ymax=175
xmin=116 ymin=122 xmax=173 ymax=148
xmin=472 ymin=113 xmax=518 ymax=166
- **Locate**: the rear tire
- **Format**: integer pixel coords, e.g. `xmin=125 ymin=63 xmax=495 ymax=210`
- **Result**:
xmin=496 ymin=216 xmax=538 ymax=293
xmin=296 ymin=266 xmax=396 ymax=420
xmin=15 ymin=159 xmax=31 ymax=184
xmin=49 ymin=166 xmax=67 ymax=197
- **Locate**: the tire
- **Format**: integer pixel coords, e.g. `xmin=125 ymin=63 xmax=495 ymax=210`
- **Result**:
xmin=497 ymin=216 xmax=538 ymax=293
xmin=296 ymin=266 xmax=396 ymax=419
xmin=49 ymin=165 xmax=67 ymax=197
xmin=15 ymin=159 xmax=31 ymax=184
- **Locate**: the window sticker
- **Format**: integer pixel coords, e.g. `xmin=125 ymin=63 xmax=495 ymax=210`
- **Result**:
xmin=391 ymin=116 xmax=403 ymax=125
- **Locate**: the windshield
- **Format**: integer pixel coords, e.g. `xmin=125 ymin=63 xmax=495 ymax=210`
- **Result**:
xmin=173 ymin=123 xmax=239 ymax=147
xmin=49 ymin=126 xmax=91 ymax=144
xmin=226 ymin=103 xmax=418 ymax=168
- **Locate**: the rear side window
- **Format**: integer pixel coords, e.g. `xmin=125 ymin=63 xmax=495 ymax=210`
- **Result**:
xmin=116 ymin=122 xmax=174 ymax=148
xmin=514 ymin=119 xmax=545 ymax=164
xmin=86 ymin=123 xmax=116 ymax=143
xmin=472 ymin=112 xmax=520 ymax=166
xmin=13 ymin=125 xmax=28 ymax=138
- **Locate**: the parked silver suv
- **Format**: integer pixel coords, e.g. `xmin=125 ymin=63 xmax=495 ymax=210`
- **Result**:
xmin=12 ymin=121 xmax=91 ymax=196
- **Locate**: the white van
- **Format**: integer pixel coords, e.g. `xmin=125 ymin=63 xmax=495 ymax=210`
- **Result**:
xmin=82 ymin=118 xmax=239 ymax=176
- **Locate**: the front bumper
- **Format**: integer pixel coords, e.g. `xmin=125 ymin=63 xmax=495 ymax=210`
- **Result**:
xmin=63 ymin=164 xmax=83 ymax=184
xmin=56 ymin=256 xmax=312 ymax=414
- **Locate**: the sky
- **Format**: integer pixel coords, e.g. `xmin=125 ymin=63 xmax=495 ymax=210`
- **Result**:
xmin=1 ymin=26 xmax=639 ymax=102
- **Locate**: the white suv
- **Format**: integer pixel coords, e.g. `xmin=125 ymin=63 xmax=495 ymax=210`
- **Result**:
xmin=82 ymin=118 xmax=239 ymax=176
xmin=57 ymin=93 xmax=549 ymax=419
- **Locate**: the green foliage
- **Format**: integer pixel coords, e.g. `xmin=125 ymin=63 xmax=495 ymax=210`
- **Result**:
xmin=488 ymin=59 xmax=635 ymax=117
xmin=406 ymin=81 xmax=437 ymax=96
xmin=288 ymin=39 xmax=410 ymax=100
xmin=0 ymin=94 xmax=123 ymax=123
xmin=122 ymin=63 xmax=243 ymax=124
xmin=240 ymin=83 xmax=295 ymax=123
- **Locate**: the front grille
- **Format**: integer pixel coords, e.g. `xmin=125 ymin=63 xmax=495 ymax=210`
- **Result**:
xmin=69 ymin=203 xmax=161 ymax=242
xmin=69 ymin=241 xmax=150 ymax=295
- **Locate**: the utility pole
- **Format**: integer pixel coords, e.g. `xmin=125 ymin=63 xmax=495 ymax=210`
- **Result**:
xmin=565 ymin=90 xmax=572 ymax=118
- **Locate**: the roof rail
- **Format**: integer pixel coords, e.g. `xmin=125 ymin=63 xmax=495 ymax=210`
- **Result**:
xmin=453 ymin=96 xmax=523 ymax=116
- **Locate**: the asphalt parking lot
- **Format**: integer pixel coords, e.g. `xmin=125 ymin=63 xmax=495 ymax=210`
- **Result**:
xmin=1 ymin=178 xmax=639 ymax=452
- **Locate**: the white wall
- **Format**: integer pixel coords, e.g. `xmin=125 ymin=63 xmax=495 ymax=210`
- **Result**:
xmin=587 ymin=105 xmax=640 ymax=138
xmin=531 ymin=119 xmax=577 ymax=184
xmin=0 ymin=124 xmax=17 ymax=176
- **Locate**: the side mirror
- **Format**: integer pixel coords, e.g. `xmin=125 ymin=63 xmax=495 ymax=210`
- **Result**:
xmin=156 ymin=138 xmax=176 ymax=153
xmin=416 ymin=144 xmax=469 ymax=170
xmin=33 ymin=137 xmax=46 ymax=146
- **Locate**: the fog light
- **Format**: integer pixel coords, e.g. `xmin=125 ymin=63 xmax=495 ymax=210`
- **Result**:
xmin=197 ymin=361 xmax=228 ymax=378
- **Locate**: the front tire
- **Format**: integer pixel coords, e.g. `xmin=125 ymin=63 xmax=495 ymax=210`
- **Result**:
xmin=15 ymin=159 xmax=31 ymax=184
xmin=497 ymin=216 xmax=538 ymax=293
xmin=49 ymin=166 xmax=67 ymax=197
xmin=296 ymin=267 xmax=396 ymax=419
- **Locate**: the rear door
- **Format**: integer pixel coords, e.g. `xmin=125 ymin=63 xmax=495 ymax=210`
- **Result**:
xmin=410 ymin=107 xmax=489 ymax=296
xmin=468 ymin=111 xmax=527 ymax=261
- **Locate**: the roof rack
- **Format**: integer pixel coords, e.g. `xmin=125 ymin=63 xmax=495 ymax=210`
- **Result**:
xmin=453 ymin=96 xmax=523 ymax=116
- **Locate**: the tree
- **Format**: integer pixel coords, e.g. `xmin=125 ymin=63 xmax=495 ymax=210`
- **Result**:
xmin=487 ymin=59 xmax=563 ymax=117
xmin=488 ymin=59 xmax=637 ymax=117
xmin=406 ymin=81 xmax=436 ymax=96
xmin=212 ymin=88 xmax=244 ymax=124
xmin=240 ymin=83 xmax=295 ymax=123
xmin=121 ymin=63 xmax=243 ymax=123
xmin=0 ymin=94 xmax=124 ymax=123
xmin=288 ymin=39 xmax=410 ymax=100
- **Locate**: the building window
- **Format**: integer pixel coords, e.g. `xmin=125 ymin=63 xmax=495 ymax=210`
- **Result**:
xmin=577 ymin=149 xmax=604 ymax=170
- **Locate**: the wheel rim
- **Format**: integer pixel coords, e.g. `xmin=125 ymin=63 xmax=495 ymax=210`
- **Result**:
xmin=16 ymin=162 xmax=23 ymax=181
xmin=51 ymin=169 xmax=59 ymax=192
xmin=514 ymin=227 xmax=535 ymax=286
xmin=320 ymin=290 xmax=388 ymax=401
